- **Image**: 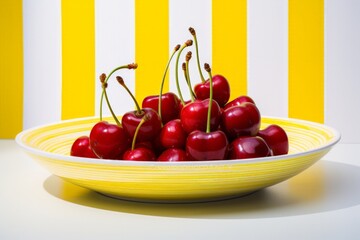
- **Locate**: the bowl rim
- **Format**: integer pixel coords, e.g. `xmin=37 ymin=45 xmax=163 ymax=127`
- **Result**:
xmin=15 ymin=116 xmax=341 ymax=167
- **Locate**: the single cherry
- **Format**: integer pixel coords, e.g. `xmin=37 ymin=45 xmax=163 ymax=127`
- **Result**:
xmin=194 ymin=74 xmax=230 ymax=107
xmin=142 ymin=44 xmax=181 ymax=124
xmin=223 ymin=95 xmax=255 ymax=111
xmin=228 ymin=136 xmax=272 ymax=160
xmin=89 ymin=73 xmax=131 ymax=159
xmin=142 ymin=92 xmax=181 ymax=124
xmin=89 ymin=121 xmax=130 ymax=159
xmin=70 ymin=136 xmax=98 ymax=158
xmin=118 ymin=76 xmax=162 ymax=142
xmin=221 ymin=102 xmax=261 ymax=139
xmin=157 ymin=148 xmax=188 ymax=162
xmin=180 ymin=99 xmax=221 ymax=134
xmin=122 ymin=114 xmax=156 ymax=161
xmin=160 ymin=119 xmax=187 ymax=149
xmin=186 ymin=63 xmax=228 ymax=161
xmin=257 ymin=124 xmax=289 ymax=156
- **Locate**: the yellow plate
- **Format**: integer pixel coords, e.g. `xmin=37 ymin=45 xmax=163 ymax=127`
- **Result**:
xmin=16 ymin=116 xmax=340 ymax=203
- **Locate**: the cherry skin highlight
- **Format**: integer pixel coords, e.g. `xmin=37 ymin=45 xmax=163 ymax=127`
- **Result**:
xmin=89 ymin=121 xmax=130 ymax=159
xmin=71 ymin=136 xmax=98 ymax=158
xmin=160 ymin=119 xmax=187 ymax=149
xmin=157 ymin=148 xmax=188 ymax=161
xmin=228 ymin=136 xmax=272 ymax=160
xmin=180 ymin=99 xmax=221 ymax=134
xmin=258 ymin=124 xmax=289 ymax=156
xmin=221 ymin=102 xmax=261 ymax=139
xmin=194 ymin=74 xmax=230 ymax=107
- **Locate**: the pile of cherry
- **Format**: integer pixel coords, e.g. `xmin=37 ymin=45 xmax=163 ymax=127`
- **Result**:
xmin=71 ymin=27 xmax=289 ymax=161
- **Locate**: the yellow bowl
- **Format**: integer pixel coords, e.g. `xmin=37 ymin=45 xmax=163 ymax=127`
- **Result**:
xmin=16 ymin=116 xmax=340 ymax=203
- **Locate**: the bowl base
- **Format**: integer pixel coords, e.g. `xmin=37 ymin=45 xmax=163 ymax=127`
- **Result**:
xmin=96 ymin=191 xmax=258 ymax=204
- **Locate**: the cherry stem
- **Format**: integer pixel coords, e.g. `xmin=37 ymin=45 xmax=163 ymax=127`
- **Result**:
xmin=204 ymin=63 xmax=213 ymax=133
xmin=186 ymin=62 xmax=196 ymax=100
xmin=100 ymin=64 xmax=137 ymax=121
xmin=182 ymin=63 xmax=195 ymax=102
xmin=175 ymin=40 xmax=193 ymax=106
xmin=189 ymin=27 xmax=205 ymax=83
xmin=102 ymin=82 xmax=121 ymax=126
xmin=116 ymin=76 xmax=142 ymax=115
xmin=185 ymin=51 xmax=195 ymax=102
xmin=131 ymin=114 xmax=150 ymax=150
xmin=158 ymin=44 xmax=180 ymax=122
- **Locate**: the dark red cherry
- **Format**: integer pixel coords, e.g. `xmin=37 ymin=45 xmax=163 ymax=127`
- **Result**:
xmin=223 ymin=95 xmax=255 ymax=111
xmin=258 ymin=124 xmax=289 ymax=155
xmin=194 ymin=74 xmax=230 ymax=107
xmin=157 ymin=148 xmax=188 ymax=162
xmin=122 ymin=147 xmax=156 ymax=161
xmin=221 ymin=102 xmax=261 ymax=139
xmin=70 ymin=136 xmax=98 ymax=158
xmin=180 ymin=99 xmax=221 ymax=134
xmin=228 ymin=136 xmax=272 ymax=160
xmin=89 ymin=121 xmax=130 ymax=159
xmin=160 ymin=119 xmax=187 ymax=149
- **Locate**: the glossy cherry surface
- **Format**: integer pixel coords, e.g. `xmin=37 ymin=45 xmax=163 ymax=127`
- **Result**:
xmin=70 ymin=136 xmax=98 ymax=158
xmin=157 ymin=148 xmax=188 ymax=161
xmin=223 ymin=95 xmax=255 ymax=111
xmin=186 ymin=130 xmax=228 ymax=161
xmin=180 ymin=99 xmax=221 ymax=134
xmin=160 ymin=119 xmax=187 ymax=149
xmin=142 ymin=92 xmax=181 ymax=124
xmin=258 ymin=124 xmax=289 ymax=156
xmin=122 ymin=147 xmax=156 ymax=161
xmin=221 ymin=102 xmax=261 ymax=139
xmin=228 ymin=136 xmax=272 ymax=159
xmin=194 ymin=74 xmax=230 ymax=107
xmin=122 ymin=108 xmax=162 ymax=143
xmin=89 ymin=121 xmax=130 ymax=159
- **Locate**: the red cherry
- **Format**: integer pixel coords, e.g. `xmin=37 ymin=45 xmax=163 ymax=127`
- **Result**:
xmin=185 ymin=64 xmax=228 ymax=161
xmin=123 ymin=147 xmax=156 ymax=161
xmin=157 ymin=148 xmax=188 ymax=161
xmin=223 ymin=95 xmax=255 ymax=111
xmin=70 ymin=136 xmax=98 ymax=158
xmin=89 ymin=121 xmax=130 ymax=159
xmin=122 ymin=114 xmax=157 ymax=161
xmin=186 ymin=130 xmax=228 ymax=161
xmin=194 ymin=74 xmax=230 ymax=107
xmin=221 ymin=102 xmax=261 ymax=139
xmin=160 ymin=119 xmax=187 ymax=149
xmin=258 ymin=125 xmax=289 ymax=155
xmin=180 ymin=99 xmax=221 ymax=134
xmin=117 ymin=76 xmax=162 ymax=142
xmin=141 ymin=92 xmax=181 ymax=124
xmin=229 ymin=136 xmax=272 ymax=160
xmin=122 ymin=108 xmax=162 ymax=142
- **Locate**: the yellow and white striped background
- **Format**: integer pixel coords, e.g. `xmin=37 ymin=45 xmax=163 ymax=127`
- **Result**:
xmin=1 ymin=0 xmax=359 ymax=143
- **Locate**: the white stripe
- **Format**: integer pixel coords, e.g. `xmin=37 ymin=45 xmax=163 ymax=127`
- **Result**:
xmin=169 ymin=0 xmax=212 ymax=101
xmin=325 ymin=0 xmax=360 ymax=143
xmin=23 ymin=0 xmax=62 ymax=129
xmin=247 ymin=0 xmax=288 ymax=118
xmin=95 ymin=0 xmax=135 ymax=117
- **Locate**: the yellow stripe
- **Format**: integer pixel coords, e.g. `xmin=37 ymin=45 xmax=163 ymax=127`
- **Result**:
xmin=62 ymin=0 xmax=95 ymax=120
xmin=135 ymin=0 xmax=169 ymax=104
xmin=0 ymin=0 xmax=23 ymax=138
xmin=289 ymin=0 xmax=324 ymax=123
xmin=212 ymin=0 xmax=247 ymax=100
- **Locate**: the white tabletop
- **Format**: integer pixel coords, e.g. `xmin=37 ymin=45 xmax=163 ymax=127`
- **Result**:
xmin=0 ymin=140 xmax=359 ymax=240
